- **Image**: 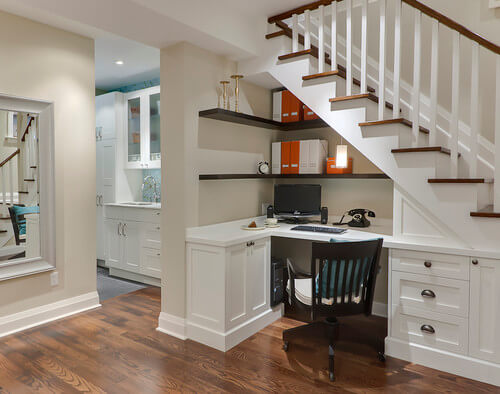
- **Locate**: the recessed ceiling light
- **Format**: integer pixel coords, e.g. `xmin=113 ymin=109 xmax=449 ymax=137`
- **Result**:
xmin=115 ymin=60 xmax=124 ymax=65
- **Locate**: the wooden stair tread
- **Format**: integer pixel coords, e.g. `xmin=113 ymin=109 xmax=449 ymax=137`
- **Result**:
xmin=391 ymin=146 xmax=454 ymax=156
xmin=470 ymin=206 xmax=500 ymax=218
xmin=24 ymin=179 xmax=35 ymax=182
xmin=428 ymin=178 xmax=491 ymax=184
xmin=278 ymin=49 xmax=313 ymax=61
xmin=0 ymin=215 xmax=11 ymax=220
xmin=302 ymin=70 xmax=339 ymax=81
xmin=0 ymin=230 xmax=7 ymax=233
xmin=30 ymin=166 xmax=37 ymax=169
xmin=358 ymin=118 xmax=430 ymax=135
xmin=329 ymin=93 xmax=374 ymax=103
xmin=265 ymin=30 xmax=286 ymax=39
xmin=18 ymin=191 xmax=29 ymax=194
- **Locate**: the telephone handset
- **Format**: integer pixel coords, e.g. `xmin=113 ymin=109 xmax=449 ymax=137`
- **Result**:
xmin=334 ymin=209 xmax=376 ymax=228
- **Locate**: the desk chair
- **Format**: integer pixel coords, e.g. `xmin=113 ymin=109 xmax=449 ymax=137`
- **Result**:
xmin=283 ymin=238 xmax=384 ymax=381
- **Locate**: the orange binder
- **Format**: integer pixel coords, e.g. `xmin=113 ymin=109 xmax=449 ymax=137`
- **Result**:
xmin=303 ymin=105 xmax=319 ymax=120
xmin=281 ymin=141 xmax=291 ymax=174
xmin=281 ymin=90 xmax=290 ymax=123
xmin=281 ymin=90 xmax=303 ymax=123
xmin=289 ymin=141 xmax=300 ymax=174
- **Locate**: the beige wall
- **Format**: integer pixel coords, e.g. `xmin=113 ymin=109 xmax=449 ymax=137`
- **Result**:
xmin=0 ymin=11 xmax=95 ymax=316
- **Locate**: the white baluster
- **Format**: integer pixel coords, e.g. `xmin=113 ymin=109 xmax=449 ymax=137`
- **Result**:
xmin=450 ymin=31 xmax=460 ymax=178
xmin=393 ymin=0 xmax=401 ymax=117
xmin=346 ymin=0 xmax=352 ymax=96
xmin=8 ymin=161 xmax=13 ymax=206
xmin=1 ymin=167 xmax=6 ymax=207
xmin=318 ymin=5 xmax=325 ymax=74
xmin=470 ymin=42 xmax=480 ymax=178
xmin=330 ymin=1 xmax=337 ymax=71
xmin=292 ymin=14 xmax=299 ymax=53
xmin=412 ymin=10 xmax=421 ymax=147
xmin=494 ymin=55 xmax=500 ymax=211
xmin=378 ymin=0 xmax=386 ymax=120
xmin=429 ymin=19 xmax=439 ymax=146
xmin=304 ymin=10 xmax=311 ymax=50
xmin=361 ymin=0 xmax=368 ymax=94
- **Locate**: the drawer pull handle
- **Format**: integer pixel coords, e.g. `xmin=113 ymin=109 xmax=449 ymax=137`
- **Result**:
xmin=420 ymin=324 xmax=435 ymax=334
xmin=421 ymin=289 xmax=436 ymax=298
xmin=424 ymin=261 xmax=432 ymax=268
xmin=472 ymin=259 xmax=479 ymax=265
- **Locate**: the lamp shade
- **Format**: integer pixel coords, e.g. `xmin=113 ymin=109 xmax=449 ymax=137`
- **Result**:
xmin=336 ymin=144 xmax=348 ymax=168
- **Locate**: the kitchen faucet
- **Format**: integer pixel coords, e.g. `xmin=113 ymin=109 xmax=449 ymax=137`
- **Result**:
xmin=142 ymin=175 xmax=160 ymax=203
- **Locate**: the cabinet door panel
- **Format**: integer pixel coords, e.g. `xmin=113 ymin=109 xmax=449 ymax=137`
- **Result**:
xmin=247 ymin=239 xmax=270 ymax=317
xmin=122 ymin=221 xmax=141 ymax=273
xmin=141 ymin=223 xmax=161 ymax=250
xmin=226 ymin=244 xmax=247 ymax=329
xmin=469 ymin=257 xmax=500 ymax=363
xmin=101 ymin=140 xmax=116 ymax=203
xmin=140 ymin=247 xmax=161 ymax=279
xmin=105 ymin=219 xmax=121 ymax=269
xmin=96 ymin=205 xmax=105 ymax=261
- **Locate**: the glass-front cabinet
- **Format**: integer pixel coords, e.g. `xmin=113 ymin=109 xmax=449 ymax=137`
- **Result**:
xmin=124 ymin=86 xmax=160 ymax=169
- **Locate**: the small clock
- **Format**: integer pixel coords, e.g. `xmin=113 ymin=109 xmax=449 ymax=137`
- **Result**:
xmin=258 ymin=161 xmax=270 ymax=175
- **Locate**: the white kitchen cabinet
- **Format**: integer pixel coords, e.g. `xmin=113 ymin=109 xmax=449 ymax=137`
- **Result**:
xmin=469 ymin=257 xmax=500 ymax=363
xmin=124 ymin=86 xmax=160 ymax=169
xmin=104 ymin=205 xmax=161 ymax=284
xmin=187 ymin=237 xmax=279 ymax=351
xmin=96 ymin=92 xmax=124 ymax=141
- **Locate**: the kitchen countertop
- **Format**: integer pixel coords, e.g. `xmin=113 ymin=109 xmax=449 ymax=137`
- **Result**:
xmin=105 ymin=202 xmax=161 ymax=209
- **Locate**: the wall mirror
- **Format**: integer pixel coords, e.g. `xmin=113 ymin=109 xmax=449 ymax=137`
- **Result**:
xmin=0 ymin=95 xmax=55 ymax=280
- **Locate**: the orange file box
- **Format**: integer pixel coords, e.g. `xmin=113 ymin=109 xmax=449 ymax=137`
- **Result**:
xmin=281 ymin=90 xmax=303 ymax=123
xmin=281 ymin=141 xmax=291 ymax=174
xmin=289 ymin=141 xmax=300 ymax=174
xmin=303 ymin=105 xmax=319 ymax=120
xmin=326 ymin=157 xmax=353 ymax=174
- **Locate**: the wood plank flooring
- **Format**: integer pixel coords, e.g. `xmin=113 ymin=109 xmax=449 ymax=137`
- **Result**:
xmin=0 ymin=287 xmax=497 ymax=393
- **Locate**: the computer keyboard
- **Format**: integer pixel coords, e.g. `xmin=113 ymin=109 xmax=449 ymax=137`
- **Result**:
xmin=291 ymin=225 xmax=347 ymax=234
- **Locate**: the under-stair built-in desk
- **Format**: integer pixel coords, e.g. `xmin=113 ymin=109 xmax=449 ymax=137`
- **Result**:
xmin=183 ymin=216 xmax=500 ymax=387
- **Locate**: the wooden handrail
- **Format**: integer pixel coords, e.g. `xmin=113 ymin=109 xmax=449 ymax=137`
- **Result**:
xmin=268 ymin=0 xmax=500 ymax=55
xmin=0 ymin=149 xmax=20 ymax=168
xmin=21 ymin=116 xmax=33 ymax=142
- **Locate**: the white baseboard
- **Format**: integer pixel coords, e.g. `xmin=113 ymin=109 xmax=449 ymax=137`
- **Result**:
xmin=157 ymin=312 xmax=187 ymax=340
xmin=0 ymin=291 xmax=100 ymax=338
xmin=372 ymin=302 xmax=388 ymax=318
xmin=386 ymin=337 xmax=500 ymax=387
xmin=187 ymin=307 xmax=283 ymax=352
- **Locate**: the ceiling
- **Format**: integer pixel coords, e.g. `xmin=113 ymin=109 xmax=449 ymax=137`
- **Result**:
xmin=95 ymin=36 xmax=159 ymax=91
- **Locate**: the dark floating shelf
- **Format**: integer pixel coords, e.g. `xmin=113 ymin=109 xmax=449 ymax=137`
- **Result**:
xmin=199 ymin=173 xmax=390 ymax=180
xmin=199 ymin=108 xmax=330 ymax=131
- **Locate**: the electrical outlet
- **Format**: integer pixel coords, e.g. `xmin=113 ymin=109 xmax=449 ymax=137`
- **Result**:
xmin=50 ymin=271 xmax=59 ymax=286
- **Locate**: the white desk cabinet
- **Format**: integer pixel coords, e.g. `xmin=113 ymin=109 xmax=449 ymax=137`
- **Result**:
xmin=104 ymin=205 xmax=161 ymax=285
xmin=469 ymin=257 xmax=500 ymax=364
xmin=186 ymin=237 xmax=280 ymax=351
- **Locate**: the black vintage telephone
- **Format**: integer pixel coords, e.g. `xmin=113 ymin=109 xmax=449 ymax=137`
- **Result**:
xmin=334 ymin=209 xmax=376 ymax=228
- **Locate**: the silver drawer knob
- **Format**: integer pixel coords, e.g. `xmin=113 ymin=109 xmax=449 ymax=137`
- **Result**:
xmin=420 ymin=324 xmax=435 ymax=334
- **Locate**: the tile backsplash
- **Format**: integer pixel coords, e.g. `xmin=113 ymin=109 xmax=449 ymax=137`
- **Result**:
xmin=142 ymin=169 xmax=161 ymax=202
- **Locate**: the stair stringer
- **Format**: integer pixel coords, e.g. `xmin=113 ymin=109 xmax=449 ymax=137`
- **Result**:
xmin=238 ymin=40 xmax=500 ymax=251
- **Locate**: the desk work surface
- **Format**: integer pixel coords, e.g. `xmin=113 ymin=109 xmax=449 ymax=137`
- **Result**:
xmin=186 ymin=216 xmax=500 ymax=259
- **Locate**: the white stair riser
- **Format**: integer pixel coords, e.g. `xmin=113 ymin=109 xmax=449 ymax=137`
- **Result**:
xmin=330 ymin=97 xmax=393 ymax=122
xmin=360 ymin=123 xmax=429 ymax=148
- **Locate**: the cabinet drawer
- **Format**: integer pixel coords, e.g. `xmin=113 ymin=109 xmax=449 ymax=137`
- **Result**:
xmin=105 ymin=206 xmax=160 ymax=223
xmin=391 ymin=305 xmax=468 ymax=355
xmin=142 ymin=223 xmax=161 ymax=250
xmin=391 ymin=249 xmax=469 ymax=280
xmin=140 ymin=247 xmax=161 ymax=279
xmin=392 ymin=271 xmax=469 ymax=317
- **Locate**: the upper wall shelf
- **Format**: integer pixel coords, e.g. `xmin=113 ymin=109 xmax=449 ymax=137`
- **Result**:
xmin=199 ymin=173 xmax=390 ymax=180
xmin=199 ymin=108 xmax=330 ymax=131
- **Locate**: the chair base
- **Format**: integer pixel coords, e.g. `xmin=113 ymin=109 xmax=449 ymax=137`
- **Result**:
xmin=282 ymin=316 xmax=385 ymax=382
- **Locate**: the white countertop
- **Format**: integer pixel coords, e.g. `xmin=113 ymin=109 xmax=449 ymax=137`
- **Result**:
xmin=186 ymin=216 xmax=500 ymax=259
xmin=105 ymin=202 xmax=161 ymax=210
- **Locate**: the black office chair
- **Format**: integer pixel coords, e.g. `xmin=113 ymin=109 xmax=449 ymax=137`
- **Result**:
xmin=283 ymin=238 xmax=384 ymax=382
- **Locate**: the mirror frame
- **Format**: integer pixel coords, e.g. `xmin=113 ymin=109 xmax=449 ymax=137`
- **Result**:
xmin=0 ymin=93 xmax=56 ymax=281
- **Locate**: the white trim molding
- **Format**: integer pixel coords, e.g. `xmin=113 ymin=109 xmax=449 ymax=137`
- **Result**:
xmin=386 ymin=337 xmax=500 ymax=387
xmin=157 ymin=312 xmax=187 ymax=340
xmin=0 ymin=291 xmax=100 ymax=339
xmin=372 ymin=302 xmax=388 ymax=318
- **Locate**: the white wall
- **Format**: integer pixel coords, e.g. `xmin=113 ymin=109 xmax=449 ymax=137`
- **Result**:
xmin=0 ymin=11 xmax=95 ymax=316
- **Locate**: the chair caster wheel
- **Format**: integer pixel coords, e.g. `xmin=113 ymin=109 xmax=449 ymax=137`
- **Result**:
xmin=329 ymin=372 xmax=335 ymax=382
xmin=378 ymin=352 xmax=386 ymax=362
xmin=283 ymin=341 xmax=289 ymax=352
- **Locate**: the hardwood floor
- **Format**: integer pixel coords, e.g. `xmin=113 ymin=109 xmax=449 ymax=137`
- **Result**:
xmin=0 ymin=288 xmax=497 ymax=393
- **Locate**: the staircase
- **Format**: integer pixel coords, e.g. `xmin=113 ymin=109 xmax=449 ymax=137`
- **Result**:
xmin=240 ymin=0 xmax=500 ymax=251
xmin=0 ymin=114 xmax=39 ymax=250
